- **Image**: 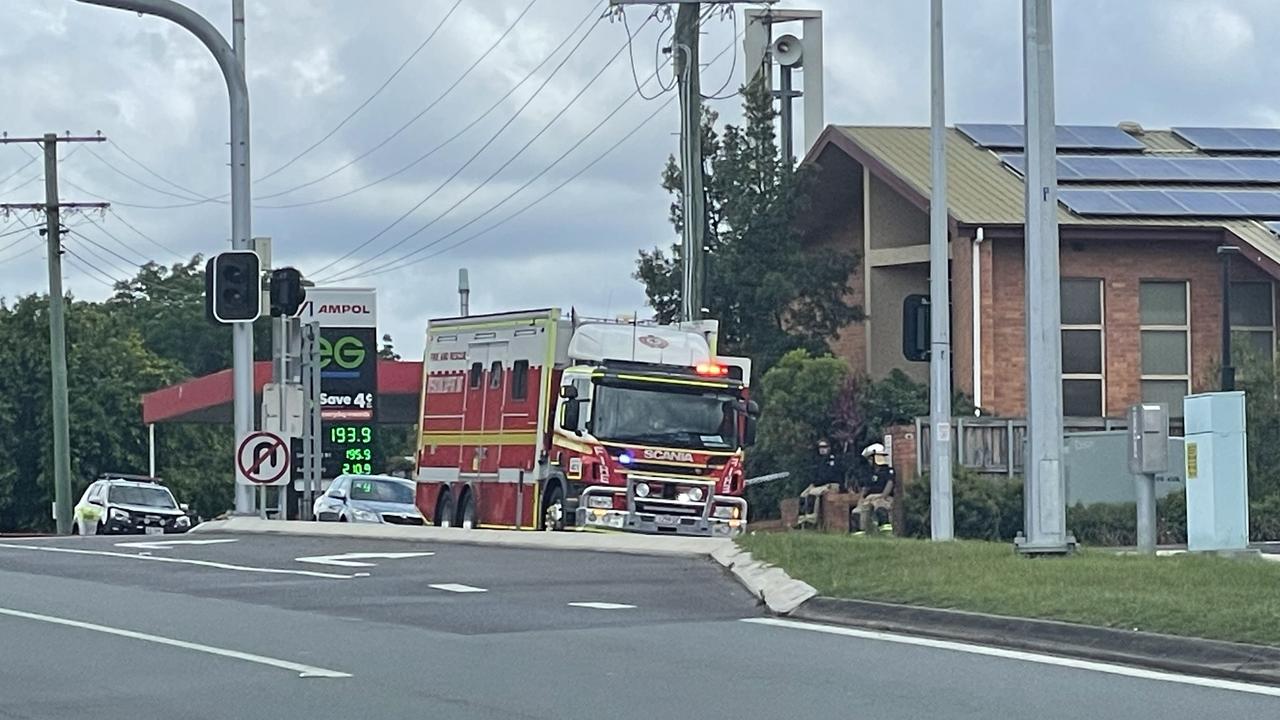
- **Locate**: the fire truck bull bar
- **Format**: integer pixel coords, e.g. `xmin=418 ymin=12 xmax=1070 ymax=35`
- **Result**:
xmin=575 ymin=475 xmax=747 ymax=537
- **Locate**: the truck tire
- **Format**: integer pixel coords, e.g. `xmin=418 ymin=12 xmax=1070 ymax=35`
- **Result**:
xmin=435 ymin=492 xmax=454 ymax=528
xmin=458 ymin=491 xmax=476 ymax=530
xmin=542 ymin=485 xmax=566 ymax=532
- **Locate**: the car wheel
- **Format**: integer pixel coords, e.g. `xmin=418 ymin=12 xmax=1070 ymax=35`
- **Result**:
xmin=70 ymin=520 xmax=80 ymax=536
xmin=338 ymin=514 xmax=348 ymax=522
xmin=434 ymin=493 xmax=454 ymax=528
xmin=94 ymin=521 xmax=105 ymax=536
xmin=458 ymin=492 xmax=476 ymax=530
xmin=542 ymin=485 xmax=565 ymax=532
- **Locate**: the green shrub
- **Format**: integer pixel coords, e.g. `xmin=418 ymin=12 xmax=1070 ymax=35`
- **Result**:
xmin=903 ymin=469 xmax=1023 ymax=541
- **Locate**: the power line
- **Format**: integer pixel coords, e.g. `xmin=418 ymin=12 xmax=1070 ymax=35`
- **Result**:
xmin=85 ymin=146 xmax=207 ymax=203
xmin=103 ymin=208 xmax=187 ymax=261
xmin=73 ymin=216 xmax=153 ymax=266
xmin=311 ymin=3 xmax=628 ymax=280
xmin=256 ymin=0 xmax=607 ymax=211
xmin=329 ymin=32 xmax=738 ymax=283
xmin=255 ymin=0 xmax=467 ymax=185
xmin=0 ymin=151 xmax=40 ymax=189
xmin=63 ymin=248 xmax=122 ymax=288
xmin=338 ymin=92 xmax=679 ymax=284
xmin=0 ymin=237 xmax=43 ymax=265
xmin=253 ymin=0 xmax=544 ymax=203
xmin=0 ymin=222 xmax=40 ymax=241
xmin=702 ymin=8 xmax=741 ymax=100
xmin=620 ymin=6 xmax=669 ymax=101
xmin=67 ymin=228 xmax=148 ymax=271
xmin=107 ymin=139 xmax=216 ymax=202
xmin=55 ymin=175 xmax=209 ymax=210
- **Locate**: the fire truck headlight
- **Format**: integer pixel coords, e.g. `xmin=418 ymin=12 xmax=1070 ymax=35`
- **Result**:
xmin=634 ymin=482 xmax=651 ymax=498
xmin=687 ymin=486 xmax=705 ymax=503
xmin=587 ymin=495 xmax=613 ymax=509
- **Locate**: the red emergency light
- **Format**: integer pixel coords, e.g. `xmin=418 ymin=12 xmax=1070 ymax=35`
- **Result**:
xmin=696 ymin=363 xmax=729 ymax=377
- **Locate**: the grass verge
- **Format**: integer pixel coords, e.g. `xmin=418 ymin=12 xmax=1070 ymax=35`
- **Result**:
xmin=737 ymin=532 xmax=1280 ymax=647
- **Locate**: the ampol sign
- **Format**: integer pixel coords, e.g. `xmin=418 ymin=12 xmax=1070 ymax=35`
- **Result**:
xmin=301 ymin=289 xmax=379 ymax=477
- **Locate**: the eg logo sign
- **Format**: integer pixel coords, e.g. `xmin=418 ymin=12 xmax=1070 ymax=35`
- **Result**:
xmin=319 ymin=336 xmax=367 ymax=370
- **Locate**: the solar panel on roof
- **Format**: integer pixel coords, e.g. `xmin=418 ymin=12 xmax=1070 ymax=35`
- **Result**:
xmin=1003 ymin=153 xmax=1280 ymax=184
xmin=1222 ymin=191 xmax=1280 ymax=215
xmin=1060 ymin=188 xmax=1280 ymax=217
xmin=1058 ymin=189 xmax=1133 ymax=215
xmin=958 ymin=123 xmax=1143 ymax=151
xmin=1060 ymin=125 xmax=1146 ymax=150
xmin=1173 ymin=127 xmax=1280 ymax=153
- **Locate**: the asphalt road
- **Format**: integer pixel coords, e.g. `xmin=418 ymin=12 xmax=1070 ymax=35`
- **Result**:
xmin=1 ymin=532 xmax=1277 ymax=720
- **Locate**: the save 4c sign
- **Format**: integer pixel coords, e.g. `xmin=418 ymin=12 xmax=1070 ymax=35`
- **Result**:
xmin=299 ymin=288 xmax=379 ymax=478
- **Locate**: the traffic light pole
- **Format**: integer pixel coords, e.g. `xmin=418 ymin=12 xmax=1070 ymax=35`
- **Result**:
xmin=77 ymin=0 xmax=257 ymax=514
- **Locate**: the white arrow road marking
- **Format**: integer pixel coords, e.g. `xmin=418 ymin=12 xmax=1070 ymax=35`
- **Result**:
xmin=295 ymin=552 xmax=435 ymax=567
xmin=568 ymin=602 xmax=636 ymax=610
xmin=429 ymin=583 xmax=487 ymax=593
xmin=0 ymin=606 xmax=350 ymax=678
xmin=0 ymin=543 xmax=358 ymax=580
xmin=741 ymin=618 xmax=1280 ymax=699
xmin=114 ymin=539 xmax=240 ymax=550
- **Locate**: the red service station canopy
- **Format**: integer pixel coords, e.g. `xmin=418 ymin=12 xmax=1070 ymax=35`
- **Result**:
xmin=141 ymin=359 xmax=422 ymax=426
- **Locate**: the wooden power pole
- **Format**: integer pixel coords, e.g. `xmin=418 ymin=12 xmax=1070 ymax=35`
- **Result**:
xmin=0 ymin=133 xmax=108 ymax=534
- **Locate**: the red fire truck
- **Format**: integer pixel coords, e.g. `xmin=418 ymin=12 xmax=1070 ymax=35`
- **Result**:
xmin=414 ymin=308 xmax=757 ymax=536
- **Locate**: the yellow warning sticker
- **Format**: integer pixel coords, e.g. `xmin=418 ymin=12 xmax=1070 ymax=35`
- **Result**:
xmin=1186 ymin=442 xmax=1198 ymax=479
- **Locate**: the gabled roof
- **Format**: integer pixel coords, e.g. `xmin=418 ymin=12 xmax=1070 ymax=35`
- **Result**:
xmin=811 ymin=125 xmax=1280 ymax=273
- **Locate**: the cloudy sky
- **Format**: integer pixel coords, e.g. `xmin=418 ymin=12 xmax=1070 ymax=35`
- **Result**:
xmin=2 ymin=0 xmax=1278 ymax=360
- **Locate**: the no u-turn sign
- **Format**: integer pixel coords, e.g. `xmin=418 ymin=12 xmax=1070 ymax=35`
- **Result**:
xmin=236 ymin=431 xmax=290 ymax=486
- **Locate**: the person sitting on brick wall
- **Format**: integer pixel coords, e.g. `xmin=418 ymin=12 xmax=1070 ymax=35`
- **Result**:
xmin=852 ymin=443 xmax=895 ymax=535
xmin=796 ymin=438 xmax=846 ymax=528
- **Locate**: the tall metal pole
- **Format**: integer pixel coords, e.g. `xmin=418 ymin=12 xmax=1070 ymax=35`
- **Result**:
xmin=44 ymin=134 xmax=73 ymax=535
xmin=1017 ymin=0 xmax=1071 ymax=554
xmin=77 ymin=0 xmax=256 ymax=514
xmin=675 ymin=2 xmax=705 ymax=322
xmin=928 ymin=0 xmax=954 ymax=541
xmin=779 ymin=65 xmax=795 ymax=163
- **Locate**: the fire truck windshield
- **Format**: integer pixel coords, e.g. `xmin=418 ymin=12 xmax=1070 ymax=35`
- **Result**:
xmin=591 ymin=383 xmax=739 ymax=450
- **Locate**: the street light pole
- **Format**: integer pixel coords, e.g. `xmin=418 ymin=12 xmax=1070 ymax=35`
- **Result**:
xmin=928 ymin=0 xmax=954 ymax=541
xmin=77 ymin=0 xmax=256 ymax=514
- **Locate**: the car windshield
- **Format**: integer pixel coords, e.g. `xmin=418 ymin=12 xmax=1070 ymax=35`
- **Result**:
xmin=591 ymin=383 xmax=738 ymax=450
xmin=107 ymin=485 xmax=176 ymax=509
xmin=348 ymin=478 xmax=415 ymax=504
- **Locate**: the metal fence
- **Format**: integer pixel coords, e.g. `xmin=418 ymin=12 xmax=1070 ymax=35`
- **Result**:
xmin=915 ymin=416 xmax=1140 ymax=477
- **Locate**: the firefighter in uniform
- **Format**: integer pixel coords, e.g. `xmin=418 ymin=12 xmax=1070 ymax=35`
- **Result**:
xmin=797 ymin=439 xmax=844 ymax=528
xmin=852 ymin=443 xmax=896 ymax=535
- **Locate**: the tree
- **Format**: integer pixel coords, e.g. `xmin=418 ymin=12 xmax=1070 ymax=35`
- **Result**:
xmin=746 ymin=349 xmax=852 ymax=517
xmin=635 ymin=79 xmax=862 ymax=375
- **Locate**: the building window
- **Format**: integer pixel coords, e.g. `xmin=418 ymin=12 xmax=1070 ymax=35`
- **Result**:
xmin=1140 ymin=281 xmax=1190 ymax=417
xmin=468 ymin=362 xmax=483 ymax=389
xmin=1230 ymin=281 xmax=1274 ymax=363
xmin=1061 ymin=278 xmax=1104 ymax=417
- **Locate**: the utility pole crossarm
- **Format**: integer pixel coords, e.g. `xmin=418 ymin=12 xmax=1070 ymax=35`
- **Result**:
xmin=0 ymin=136 xmax=106 ymax=144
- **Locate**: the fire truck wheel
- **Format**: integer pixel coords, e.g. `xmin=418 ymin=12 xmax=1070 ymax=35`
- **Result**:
xmin=458 ymin=491 xmax=476 ymax=530
xmin=542 ymin=485 xmax=566 ymax=532
xmin=434 ymin=493 xmax=454 ymax=528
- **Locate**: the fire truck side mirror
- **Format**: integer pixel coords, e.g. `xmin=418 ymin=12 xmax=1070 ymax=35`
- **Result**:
xmin=743 ymin=416 xmax=759 ymax=448
xmin=560 ymin=385 xmax=579 ymax=400
xmin=560 ymin=399 xmax=581 ymax=433
xmin=746 ymin=400 xmax=760 ymax=417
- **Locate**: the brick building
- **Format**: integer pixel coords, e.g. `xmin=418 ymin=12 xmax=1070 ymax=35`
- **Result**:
xmin=802 ymin=123 xmax=1280 ymax=419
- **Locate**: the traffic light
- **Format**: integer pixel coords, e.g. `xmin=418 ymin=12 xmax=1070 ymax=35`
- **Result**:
xmin=902 ymin=294 xmax=930 ymax=362
xmin=205 ymin=251 xmax=261 ymax=324
xmin=269 ymin=267 xmax=306 ymax=317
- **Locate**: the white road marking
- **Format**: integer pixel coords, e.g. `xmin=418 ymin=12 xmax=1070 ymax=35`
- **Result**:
xmin=114 ymin=539 xmax=240 ymax=550
xmin=295 ymin=551 xmax=434 ymax=567
xmin=0 ymin=543 xmax=358 ymax=580
xmin=429 ymin=583 xmax=488 ymax=593
xmin=568 ymin=602 xmax=636 ymax=610
xmin=742 ymin=618 xmax=1280 ymax=699
xmin=0 ymin=606 xmax=350 ymax=678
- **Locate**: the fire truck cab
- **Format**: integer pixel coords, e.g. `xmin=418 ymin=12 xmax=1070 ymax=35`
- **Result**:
xmin=415 ymin=308 xmax=756 ymax=537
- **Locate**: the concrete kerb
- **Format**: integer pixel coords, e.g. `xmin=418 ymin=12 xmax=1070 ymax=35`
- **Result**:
xmin=792 ymin=597 xmax=1280 ymax=687
xmin=192 ymin=518 xmax=819 ymax=613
